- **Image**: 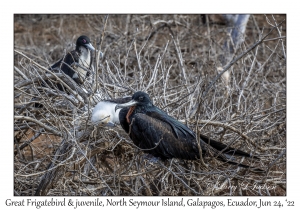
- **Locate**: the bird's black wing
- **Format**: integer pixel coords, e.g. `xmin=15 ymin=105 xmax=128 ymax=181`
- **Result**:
xmin=127 ymin=113 xmax=200 ymax=160
xmin=145 ymin=108 xmax=260 ymax=160
xmin=145 ymin=108 xmax=196 ymax=139
xmin=50 ymin=57 xmax=64 ymax=70
xmin=50 ymin=51 xmax=82 ymax=85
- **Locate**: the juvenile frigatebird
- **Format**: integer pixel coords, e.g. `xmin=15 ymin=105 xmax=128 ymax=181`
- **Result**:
xmin=114 ymin=91 xmax=263 ymax=171
xmin=47 ymin=35 xmax=95 ymax=91
xmin=34 ymin=35 xmax=95 ymax=107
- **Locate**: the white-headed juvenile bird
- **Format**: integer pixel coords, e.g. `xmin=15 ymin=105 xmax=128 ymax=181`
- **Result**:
xmin=49 ymin=35 xmax=95 ymax=90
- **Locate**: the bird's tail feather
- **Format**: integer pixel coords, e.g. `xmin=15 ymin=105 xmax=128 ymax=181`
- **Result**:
xmin=200 ymin=134 xmax=259 ymax=159
xmin=200 ymin=134 xmax=265 ymax=173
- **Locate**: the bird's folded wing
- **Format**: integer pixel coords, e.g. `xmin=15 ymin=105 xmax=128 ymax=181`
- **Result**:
xmin=130 ymin=113 xmax=199 ymax=160
xmin=145 ymin=108 xmax=196 ymax=139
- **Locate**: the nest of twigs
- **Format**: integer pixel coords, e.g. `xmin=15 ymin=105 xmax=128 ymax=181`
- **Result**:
xmin=14 ymin=14 xmax=286 ymax=196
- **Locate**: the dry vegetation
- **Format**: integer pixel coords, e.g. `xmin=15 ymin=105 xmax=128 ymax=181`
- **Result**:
xmin=14 ymin=14 xmax=286 ymax=196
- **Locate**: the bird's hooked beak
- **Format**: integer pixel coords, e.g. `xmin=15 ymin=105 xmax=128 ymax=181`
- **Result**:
xmin=85 ymin=43 xmax=95 ymax=51
xmin=115 ymin=100 xmax=138 ymax=112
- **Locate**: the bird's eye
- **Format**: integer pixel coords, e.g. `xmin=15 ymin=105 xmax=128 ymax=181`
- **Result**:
xmin=83 ymin=39 xmax=86 ymax=43
xmin=139 ymin=96 xmax=144 ymax=101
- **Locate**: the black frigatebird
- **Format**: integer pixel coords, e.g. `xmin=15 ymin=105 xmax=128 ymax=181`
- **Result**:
xmin=114 ymin=91 xmax=263 ymax=172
